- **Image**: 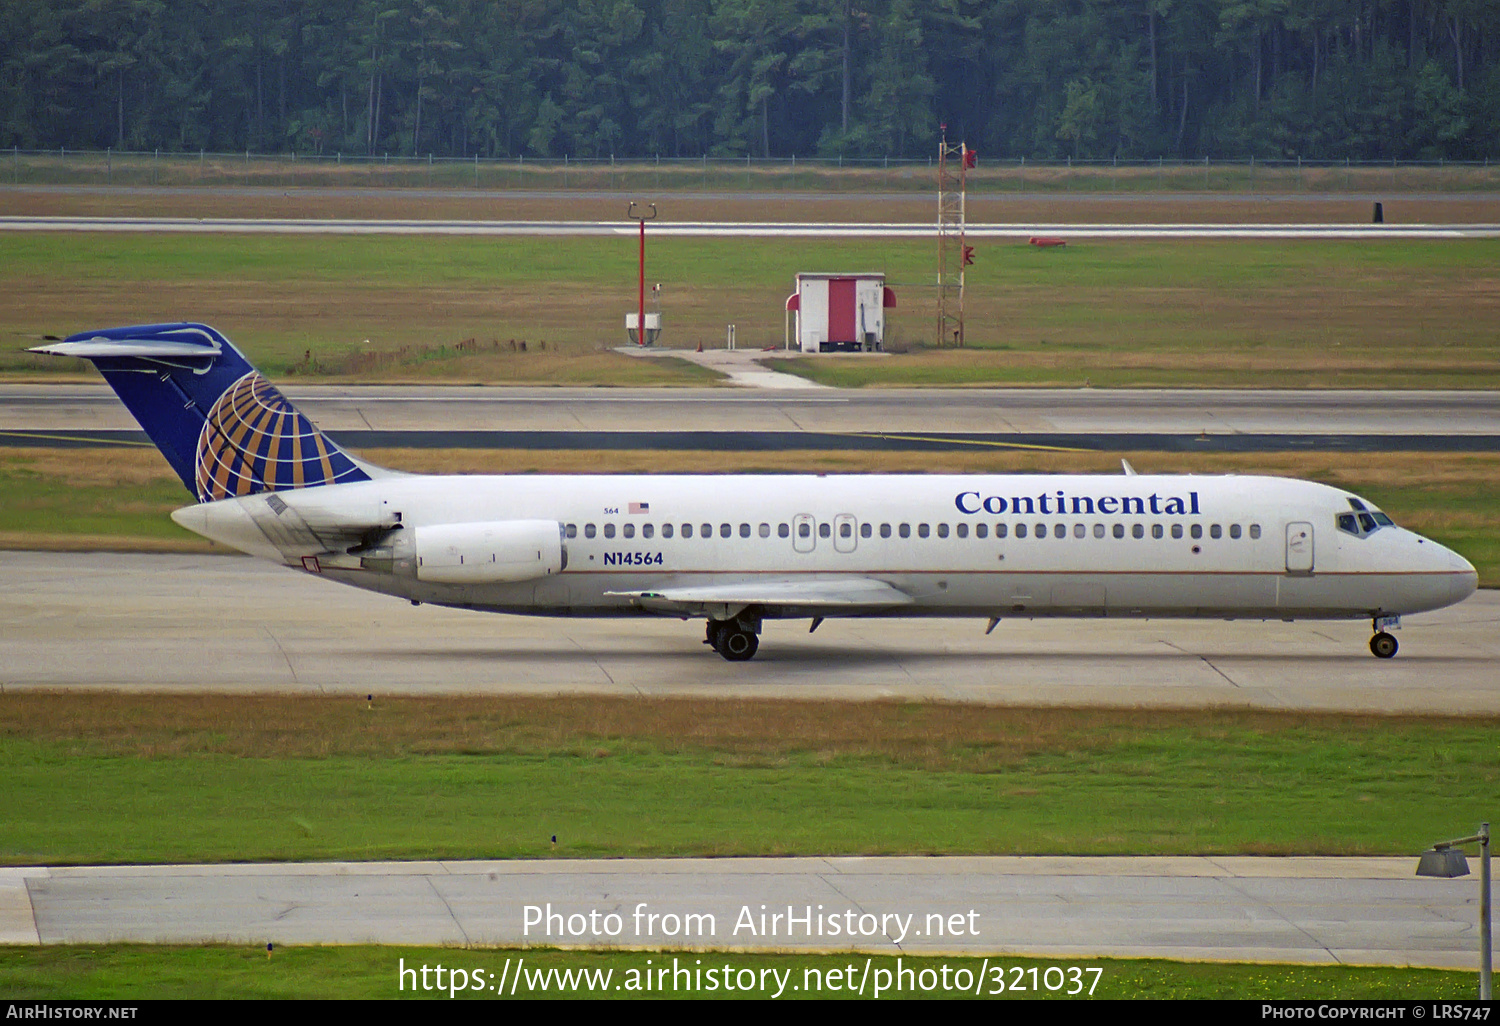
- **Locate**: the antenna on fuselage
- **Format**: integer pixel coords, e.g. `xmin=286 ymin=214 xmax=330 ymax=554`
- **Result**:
xmin=1121 ymin=459 xmax=1138 ymax=476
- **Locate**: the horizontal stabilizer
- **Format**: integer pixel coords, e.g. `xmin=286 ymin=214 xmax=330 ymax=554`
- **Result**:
xmin=30 ymin=338 xmax=223 ymax=359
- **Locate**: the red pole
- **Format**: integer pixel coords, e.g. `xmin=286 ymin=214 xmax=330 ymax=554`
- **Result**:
xmin=637 ymin=217 xmax=646 ymax=345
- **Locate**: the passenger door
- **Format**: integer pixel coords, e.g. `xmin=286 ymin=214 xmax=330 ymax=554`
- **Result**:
xmin=1285 ymin=522 xmax=1314 ymax=574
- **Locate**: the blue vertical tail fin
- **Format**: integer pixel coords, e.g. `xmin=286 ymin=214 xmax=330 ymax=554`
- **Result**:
xmin=32 ymin=323 xmax=375 ymax=502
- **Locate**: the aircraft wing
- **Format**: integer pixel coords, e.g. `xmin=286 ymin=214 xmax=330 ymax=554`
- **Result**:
xmin=605 ymin=576 xmax=913 ymax=617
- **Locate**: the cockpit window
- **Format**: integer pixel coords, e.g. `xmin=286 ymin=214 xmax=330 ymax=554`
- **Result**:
xmin=1338 ymin=496 xmax=1396 ymax=538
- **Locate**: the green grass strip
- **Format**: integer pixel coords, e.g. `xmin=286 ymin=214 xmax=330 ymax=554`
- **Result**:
xmin=0 ymin=946 xmax=1479 ymax=1000
xmin=2 ymin=700 xmax=1494 ymax=865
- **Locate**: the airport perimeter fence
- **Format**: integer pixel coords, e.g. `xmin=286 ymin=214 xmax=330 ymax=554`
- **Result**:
xmin=6 ymin=148 xmax=1500 ymax=194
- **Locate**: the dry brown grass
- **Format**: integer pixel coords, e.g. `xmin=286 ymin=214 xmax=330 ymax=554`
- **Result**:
xmin=4 ymin=187 xmax=1496 ymax=225
xmin=12 ymin=443 xmax=1500 ymax=486
xmin=0 ymin=531 xmax=215 ymax=552
xmin=0 ymin=692 xmax=1477 ymax=767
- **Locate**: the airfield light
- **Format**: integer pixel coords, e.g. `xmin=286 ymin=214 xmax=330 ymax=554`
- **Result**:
xmin=1415 ymin=821 xmax=1491 ymax=999
xmin=627 ymin=202 xmax=657 ymax=345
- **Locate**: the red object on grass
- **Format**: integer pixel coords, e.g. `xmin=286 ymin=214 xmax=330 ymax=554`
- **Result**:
xmin=1029 ymin=237 xmax=1067 ymax=248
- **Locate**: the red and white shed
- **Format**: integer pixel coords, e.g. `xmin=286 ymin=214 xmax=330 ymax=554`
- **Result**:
xmin=785 ymin=273 xmax=896 ymax=352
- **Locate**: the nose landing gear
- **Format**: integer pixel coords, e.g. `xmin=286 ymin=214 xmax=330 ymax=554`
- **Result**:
xmin=1369 ymin=615 xmax=1401 ymax=659
xmin=1369 ymin=631 xmax=1398 ymax=659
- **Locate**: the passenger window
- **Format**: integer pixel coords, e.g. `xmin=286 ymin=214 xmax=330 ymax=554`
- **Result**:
xmin=798 ymin=522 xmax=811 ymax=538
xmin=956 ymin=523 xmax=968 ymax=538
xmin=740 ymin=523 xmax=751 ymax=538
xmin=778 ymin=523 xmax=790 ymax=538
xmin=1210 ymin=524 xmax=1222 ymax=539
xmin=918 ymin=523 xmax=930 ymax=538
xmin=623 ymin=523 xmax=636 ymax=539
xmin=839 ymin=522 xmax=852 ymax=538
xmin=993 ymin=523 xmax=1005 ymax=539
xmin=976 ymin=523 xmax=989 ymax=539
xmin=1152 ymin=524 xmax=1163 ymax=539
xmin=899 ymin=524 xmax=911 ymax=538
xmin=1074 ymin=524 xmax=1085 ymax=539
xmin=860 ymin=523 xmax=872 ymax=538
xmin=585 ymin=523 xmax=597 ymax=539
xmin=1250 ymin=524 xmax=1261 ymax=539
xmin=1055 ymin=523 xmax=1065 ymax=538
xmin=720 ymin=523 xmax=731 ymax=538
xmin=604 ymin=523 xmax=616 ymax=539
xmin=1171 ymin=524 xmax=1182 ymax=539
xmin=937 ymin=523 xmax=949 ymax=538
xmin=1230 ymin=524 xmax=1242 ymax=539
xmin=701 ymin=523 xmax=712 ymax=538
xmin=880 ymin=523 xmax=892 ymax=538
xmin=1113 ymin=523 xmax=1124 ymax=539
xmin=818 ymin=522 xmax=831 ymax=539
xmin=1093 ymin=523 xmax=1105 ymax=538
xmin=1190 ymin=524 xmax=1203 ymax=540
xmin=1016 ymin=524 xmax=1028 ymax=539
xmin=642 ymin=523 xmax=654 ymax=539
xmin=1132 ymin=524 xmax=1144 ymax=539
xmin=662 ymin=523 xmax=673 ymax=538
xmin=565 ymin=523 xmax=577 ymax=539
xmin=1035 ymin=523 xmax=1047 ymax=538
xmin=759 ymin=523 xmax=770 ymax=538
xmin=681 ymin=523 xmax=692 ymax=538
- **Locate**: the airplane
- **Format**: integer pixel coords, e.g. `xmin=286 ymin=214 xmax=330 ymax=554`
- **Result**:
xmin=33 ymin=322 xmax=1477 ymax=662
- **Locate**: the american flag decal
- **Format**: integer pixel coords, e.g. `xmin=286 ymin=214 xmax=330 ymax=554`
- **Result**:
xmin=629 ymin=502 xmax=650 ymax=514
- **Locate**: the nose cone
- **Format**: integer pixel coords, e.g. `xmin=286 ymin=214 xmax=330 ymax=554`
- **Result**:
xmin=1443 ymin=544 xmax=1479 ymax=604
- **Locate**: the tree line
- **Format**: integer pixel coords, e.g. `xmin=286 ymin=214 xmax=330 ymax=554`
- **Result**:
xmin=3 ymin=1 xmax=1496 ymax=162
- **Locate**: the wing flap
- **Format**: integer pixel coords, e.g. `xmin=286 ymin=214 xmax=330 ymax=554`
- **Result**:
xmin=606 ymin=576 xmax=913 ymax=615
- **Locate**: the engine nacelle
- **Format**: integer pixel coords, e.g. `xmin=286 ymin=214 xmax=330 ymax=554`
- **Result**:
xmin=412 ymin=520 xmax=566 ymax=584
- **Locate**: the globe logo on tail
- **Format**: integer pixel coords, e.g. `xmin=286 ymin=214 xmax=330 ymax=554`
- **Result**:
xmin=195 ymin=372 xmax=362 ymax=502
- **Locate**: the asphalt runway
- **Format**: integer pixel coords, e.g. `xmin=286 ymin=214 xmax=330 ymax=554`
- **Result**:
xmin=0 ymin=857 xmax=1481 ymax=969
xmin=3 ymin=384 xmax=1498 ymax=451
xmin=4 ymin=552 xmax=1497 ymax=713
xmin=5 ymin=214 xmax=1500 ymax=238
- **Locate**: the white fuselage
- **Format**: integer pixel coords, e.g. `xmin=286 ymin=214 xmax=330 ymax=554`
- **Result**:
xmin=173 ymin=472 xmax=1477 ymax=624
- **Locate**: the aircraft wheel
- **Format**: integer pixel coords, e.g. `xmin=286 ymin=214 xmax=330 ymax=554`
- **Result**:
xmin=717 ymin=627 xmax=759 ymax=662
xmin=1369 ymin=632 xmax=1398 ymax=659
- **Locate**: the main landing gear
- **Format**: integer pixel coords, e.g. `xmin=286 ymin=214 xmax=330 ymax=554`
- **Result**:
xmin=705 ymin=618 xmax=759 ymax=662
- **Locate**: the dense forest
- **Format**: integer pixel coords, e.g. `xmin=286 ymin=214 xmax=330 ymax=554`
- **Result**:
xmin=3 ymin=1 xmax=1497 ymax=161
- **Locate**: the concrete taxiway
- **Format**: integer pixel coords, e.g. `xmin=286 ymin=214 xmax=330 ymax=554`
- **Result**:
xmin=3 ymin=384 xmax=1498 ymax=436
xmin=3 ymin=552 xmax=1497 ymax=713
xmin=4 ymin=215 xmax=1500 ymax=239
xmin=0 ymin=856 xmax=1482 ymax=969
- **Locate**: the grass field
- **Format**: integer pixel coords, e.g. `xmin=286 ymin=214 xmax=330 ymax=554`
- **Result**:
xmin=6 ymin=184 xmax=1500 ymax=225
xmin=4 ymin=446 xmax=1496 ymax=585
xmin=0 ymin=945 xmax=1478 ymax=1000
xmin=0 ymin=694 xmax=1495 ymax=866
xmin=9 ymin=150 xmax=1500 ymax=196
xmin=4 ymin=233 xmax=1498 ymax=387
